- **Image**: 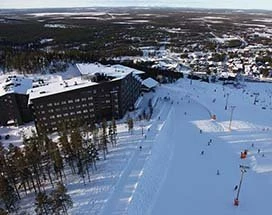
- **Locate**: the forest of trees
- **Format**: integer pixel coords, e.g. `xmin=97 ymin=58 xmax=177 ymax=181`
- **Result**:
xmin=0 ymin=47 xmax=141 ymax=75
xmin=0 ymin=118 xmax=118 ymax=214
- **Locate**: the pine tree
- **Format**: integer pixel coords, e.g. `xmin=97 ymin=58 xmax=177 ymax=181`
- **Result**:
xmin=112 ymin=118 xmax=117 ymax=146
xmin=70 ymin=127 xmax=88 ymax=183
xmin=51 ymin=145 xmax=65 ymax=183
xmin=58 ymin=128 xmax=75 ymax=174
xmin=5 ymin=144 xmax=21 ymax=199
xmin=0 ymin=175 xmax=18 ymax=212
xmin=51 ymin=182 xmax=73 ymax=215
xmin=101 ymin=119 xmax=108 ymax=160
xmin=35 ymin=192 xmax=51 ymax=215
xmin=10 ymin=145 xmax=29 ymax=195
xmin=108 ymin=122 xmax=114 ymax=147
xmin=0 ymin=208 xmax=8 ymax=215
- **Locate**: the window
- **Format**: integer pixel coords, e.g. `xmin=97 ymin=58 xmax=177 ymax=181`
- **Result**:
xmin=63 ymin=113 xmax=69 ymax=117
xmin=54 ymin=102 xmax=60 ymax=106
xmin=106 ymin=100 xmax=110 ymax=104
xmin=83 ymin=109 xmax=88 ymax=113
xmin=76 ymin=111 xmax=82 ymax=114
xmin=88 ymin=97 xmax=93 ymax=100
xmin=56 ymin=114 xmax=62 ymax=118
xmin=81 ymin=98 xmax=87 ymax=101
xmin=70 ymin=112 xmax=75 ymax=116
xmin=82 ymin=104 xmax=87 ymax=107
xmin=47 ymin=103 xmax=53 ymax=107
xmin=50 ymin=115 xmax=55 ymax=119
xmin=88 ymin=103 xmax=94 ymax=106
xmin=75 ymin=99 xmax=80 ymax=102
xmin=68 ymin=100 xmax=73 ymax=104
xmin=61 ymin=101 xmax=67 ymax=105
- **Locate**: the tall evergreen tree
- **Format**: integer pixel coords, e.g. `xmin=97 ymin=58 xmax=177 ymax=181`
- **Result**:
xmin=101 ymin=120 xmax=108 ymax=160
xmin=127 ymin=118 xmax=134 ymax=134
xmin=0 ymin=175 xmax=18 ymax=212
xmin=112 ymin=118 xmax=117 ymax=146
xmin=35 ymin=192 xmax=51 ymax=215
xmin=51 ymin=183 xmax=73 ymax=215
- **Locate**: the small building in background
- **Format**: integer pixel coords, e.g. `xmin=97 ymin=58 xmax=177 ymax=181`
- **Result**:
xmin=142 ymin=77 xmax=159 ymax=92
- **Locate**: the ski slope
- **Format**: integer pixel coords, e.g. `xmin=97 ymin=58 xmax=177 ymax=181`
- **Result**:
xmin=126 ymin=79 xmax=272 ymax=215
xmin=45 ymin=78 xmax=272 ymax=215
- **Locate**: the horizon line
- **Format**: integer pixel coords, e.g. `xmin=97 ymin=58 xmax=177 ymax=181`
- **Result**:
xmin=0 ymin=6 xmax=271 ymax=12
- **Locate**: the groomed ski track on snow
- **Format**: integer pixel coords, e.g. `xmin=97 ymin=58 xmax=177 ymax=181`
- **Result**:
xmin=100 ymin=89 xmax=175 ymax=215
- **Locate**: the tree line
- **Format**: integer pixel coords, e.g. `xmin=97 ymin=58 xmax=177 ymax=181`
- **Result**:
xmin=0 ymin=118 xmax=117 ymax=214
xmin=0 ymin=48 xmax=141 ymax=75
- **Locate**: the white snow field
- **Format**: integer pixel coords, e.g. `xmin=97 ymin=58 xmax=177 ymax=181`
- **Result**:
xmin=5 ymin=77 xmax=272 ymax=214
xmin=101 ymin=78 xmax=272 ymax=215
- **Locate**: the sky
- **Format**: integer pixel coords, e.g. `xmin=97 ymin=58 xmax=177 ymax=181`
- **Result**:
xmin=0 ymin=0 xmax=272 ymax=10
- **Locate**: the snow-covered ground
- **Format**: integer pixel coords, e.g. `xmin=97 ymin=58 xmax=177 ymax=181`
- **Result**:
xmin=95 ymin=78 xmax=272 ymax=214
xmin=127 ymin=79 xmax=272 ymax=215
xmin=4 ymin=77 xmax=272 ymax=214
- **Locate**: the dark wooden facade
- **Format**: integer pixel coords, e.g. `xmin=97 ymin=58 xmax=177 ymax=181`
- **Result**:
xmin=0 ymin=93 xmax=33 ymax=126
xmin=30 ymin=73 xmax=141 ymax=133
